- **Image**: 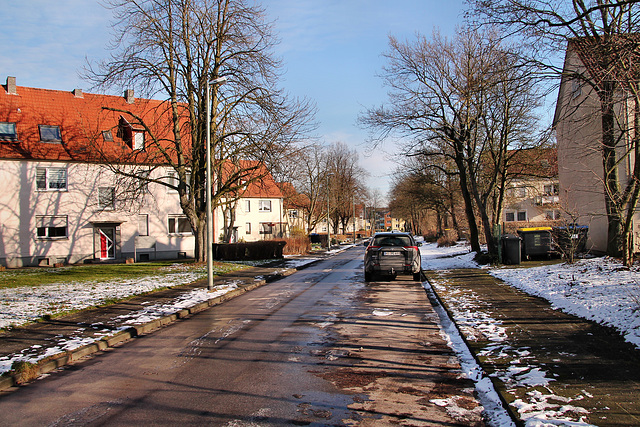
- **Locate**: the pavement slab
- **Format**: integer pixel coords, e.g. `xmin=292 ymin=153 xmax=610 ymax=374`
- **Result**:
xmin=426 ymin=267 xmax=640 ymax=426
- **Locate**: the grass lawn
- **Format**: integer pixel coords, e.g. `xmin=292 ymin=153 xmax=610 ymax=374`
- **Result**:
xmin=0 ymin=260 xmax=247 ymax=290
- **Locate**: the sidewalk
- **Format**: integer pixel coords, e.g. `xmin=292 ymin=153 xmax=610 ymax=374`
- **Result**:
xmin=425 ymin=267 xmax=640 ymax=426
xmin=0 ymin=258 xmax=321 ymax=392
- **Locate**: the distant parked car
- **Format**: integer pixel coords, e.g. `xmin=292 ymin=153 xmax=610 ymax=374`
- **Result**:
xmin=364 ymin=232 xmax=422 ymax=282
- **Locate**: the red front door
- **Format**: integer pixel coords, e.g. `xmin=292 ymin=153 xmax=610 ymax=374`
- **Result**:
xmin=99 ymin=228 xmax=115 ymax=259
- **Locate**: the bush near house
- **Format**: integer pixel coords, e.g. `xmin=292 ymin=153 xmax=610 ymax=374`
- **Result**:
xmin=281 ymin=236 xmax=311 ymax=255
xmin=212 ymin=241 xmax=287 ymax=261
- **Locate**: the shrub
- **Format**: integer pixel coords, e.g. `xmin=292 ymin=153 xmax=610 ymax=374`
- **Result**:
xmin=10 ymin=361 xmax=39 ymax=384
xmin=437 ymin=235 xmax=457 ymax=247
xmin=213 ymin=241 xmax=287 ymax=260
xmin=281 ymin=236 xmax=311 ymax=255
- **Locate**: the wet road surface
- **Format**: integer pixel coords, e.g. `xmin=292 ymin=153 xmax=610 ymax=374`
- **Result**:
xmin=0 ymin=248 xmax=483 ymax=426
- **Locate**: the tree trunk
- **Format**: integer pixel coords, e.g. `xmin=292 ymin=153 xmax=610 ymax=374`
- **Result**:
xmin=600 ymin=83 xmax=624 ymax=257
xmin=454 ymin=154 xmax=481 ymax=252
xmin=195 ymin=219 xmax=206 ymax=263
xmin=449 ymin=192 xmax=461 ymax=236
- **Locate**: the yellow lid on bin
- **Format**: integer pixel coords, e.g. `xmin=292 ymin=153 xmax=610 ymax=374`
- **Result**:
xmin=518 ymin=227 xmax=552 ymax=232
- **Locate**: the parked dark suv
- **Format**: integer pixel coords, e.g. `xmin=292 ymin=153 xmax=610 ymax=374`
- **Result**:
xmin=364 ymin=232 xmax=422 ymax=282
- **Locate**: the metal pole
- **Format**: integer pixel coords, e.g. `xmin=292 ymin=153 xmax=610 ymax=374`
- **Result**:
xmin=353 ymin=198 xmax=356 ymax=244
xmin=327 ymin=174 xmax=330 ymax=250
xmin=206 ymin=83 xmax=214 ymax=290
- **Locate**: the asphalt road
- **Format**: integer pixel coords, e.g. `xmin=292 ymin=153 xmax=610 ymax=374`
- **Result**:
xmin=0 ymin=247 xmax=482 ymax=426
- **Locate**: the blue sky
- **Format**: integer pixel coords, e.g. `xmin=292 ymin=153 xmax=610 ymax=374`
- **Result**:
xmin=1 ymin=0 xmax=465 ymax=199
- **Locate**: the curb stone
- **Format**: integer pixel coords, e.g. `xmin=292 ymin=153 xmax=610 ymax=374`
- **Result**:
xmin=422 ymin=275 xmax=519 ymax=425
xmin=0 ymin=264 xmax=311 ymax=392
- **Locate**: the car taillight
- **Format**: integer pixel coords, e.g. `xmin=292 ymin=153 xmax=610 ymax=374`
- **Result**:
xmin=366 ymin=245 xmax=380 ymax=252
xmin=404 ymin=246 xmax=418 ymax=251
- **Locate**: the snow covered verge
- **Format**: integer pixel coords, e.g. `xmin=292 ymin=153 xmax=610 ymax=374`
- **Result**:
xmin=0 ymin=258 xmax=318 ymax=375
xmin=489 ymin=257 xmax=640 ymax=349
xmin=421 ymin=242 xmax=640 ymax=351
xmin=421 ymin=241 xmax=640 ymax=426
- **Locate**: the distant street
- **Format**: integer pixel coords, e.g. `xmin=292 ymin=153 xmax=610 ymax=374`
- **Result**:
xmin=0 ymin=247 xmax=482 ymax=426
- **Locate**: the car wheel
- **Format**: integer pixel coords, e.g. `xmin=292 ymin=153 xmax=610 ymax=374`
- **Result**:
xmin=413 ymin=272 xmax=422 ymax=282
xmin=364 ymin=271 xmax=373 ymax=282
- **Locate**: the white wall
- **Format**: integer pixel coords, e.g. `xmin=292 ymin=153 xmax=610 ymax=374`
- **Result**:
xmin=0 ymin=160 xmax=194 ymax=267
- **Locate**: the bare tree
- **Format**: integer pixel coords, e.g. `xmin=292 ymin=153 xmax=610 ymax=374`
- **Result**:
xmin=361 ymin=27 xmax=544 ymax=257
xmin=84 ymin=0 xmax=314 ymax=261
xmin=325 ymin=142 xmax=368 ymax=235
xmin=469 ymin=0 xmax=640 ymax=264
xmin=389 ymin=158 xmax=463 ymax=238
xmin=288 ymin=144 xmax=331 ymax=234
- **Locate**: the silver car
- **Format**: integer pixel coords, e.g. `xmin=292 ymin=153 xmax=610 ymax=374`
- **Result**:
xmin=364 ymin=232 xmax=422 ymax=282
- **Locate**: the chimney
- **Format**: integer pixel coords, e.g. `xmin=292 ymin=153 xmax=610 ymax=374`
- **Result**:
xmin=124 ymin=89 xmax=135 ymax=104
xmin=5 ymin=76 xmax=16 ymax=95
xmin=73 ymin=88 xmax=83 ymax=98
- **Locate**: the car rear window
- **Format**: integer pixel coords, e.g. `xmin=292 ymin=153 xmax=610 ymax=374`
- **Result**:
xmin=372 ymin=235 xmax=412 ymax=247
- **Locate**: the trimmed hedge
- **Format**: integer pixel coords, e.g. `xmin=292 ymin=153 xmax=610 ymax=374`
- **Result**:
xmin=213 ymin=241 xmax=287 ymax=261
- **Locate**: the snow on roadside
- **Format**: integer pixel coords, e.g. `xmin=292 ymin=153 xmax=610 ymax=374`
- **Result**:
xmin=0 ymin=282 xmax=241 ymax=375
xmin=420 ymin=242 xmax=608 ymax=426
xmin=489 ymin=257 xmax=640 ymax=349
xmin=422 ymin=279 xmax=515 ymax=427
xmin=0 ymin=258 xmax=322 ymax=376
xmin=0 ymin=271 xmax=205 ymax=329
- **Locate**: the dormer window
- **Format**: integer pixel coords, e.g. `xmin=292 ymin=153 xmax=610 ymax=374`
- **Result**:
xmin=39 ymin=125 xmax=62 ymax=143
xmin=134 ymin=131 xmax=145 ymax=150
xmin=0 ymin=122 xmax=17 ymax=141
xmin=117 ymin=116 xmax=144 ymax=150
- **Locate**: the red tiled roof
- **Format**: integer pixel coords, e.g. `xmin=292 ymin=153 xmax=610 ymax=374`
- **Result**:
xmin=508 ymin=148 xmax=557 ymax=179
xmin=0 ymin=83 xmax=188 ymax=164
xmin=1 ymin=80 xmax=282 ymax=199
xmin=224 ymin=160 xmax=283 ymax=198
xmin=276 ymin=182 xmax=310 ymax=208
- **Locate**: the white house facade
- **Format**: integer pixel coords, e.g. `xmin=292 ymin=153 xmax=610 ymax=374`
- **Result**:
xmin=0 ymin=77 xmax=284 ymax=267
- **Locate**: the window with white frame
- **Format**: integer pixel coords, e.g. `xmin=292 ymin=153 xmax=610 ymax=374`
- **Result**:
xmin=138 ymin=214 xmax=149 ymax=236
xmin=165 ymin=169 xmax=190 ymax=194
xmin=245 ymin=200 xmax=251 ymax=212
xmin=98 ymin=187 xmax=116 ymax=210
xmin=134 ymin=132 xmax=145 ymax=150
xmin=166 ymin=170 xmax=178 ymax=193
xmin=36 ymin=167 xmax=67 ymax=191
xmin=260 ymin=222 xmax=273 ymax=235
xmin=258 ymin=200 xmax=272 ymax=212
xmin=38 ymin=125 xmax=62 ymax=143
xmin=136 ymin=169 xmax=151 ymax=193
xmin=546 ymin=210 xmax=561 ymax=220
xmin=505 ymin=210 xmax=527 ymax=222
xmin=36 ymin=215 xmax=68 ymax=239
xmin=289 ymin=209 xmax=298 ymax=219
xmin=0 ymin=122 xmax=17 ymax=141
xmin=246 ymin=222 xmax=252 ymax=234
xmin=544 ymin=183 xmax=559 ymax=195
xmin=168 ymin=215 xmax=192 ymax=234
